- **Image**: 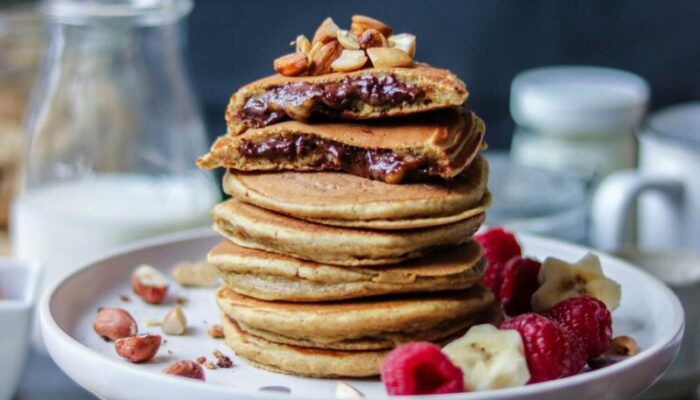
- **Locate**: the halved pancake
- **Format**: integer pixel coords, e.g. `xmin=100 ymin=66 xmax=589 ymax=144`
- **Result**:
xmin=222 ymin=155 xmax=489 ymax=230
xmin=216 ymin=285 xmax=496 ymax=350
xmin=212 ymin=199 xmax=484 ymax=266
xmin=199 ymin=108 xmax=485 ymax=184
xmin=221 ymin=305 xmax=504 ymax=378
xmin=225 ymin=65 xmax=468 ymax=135
xmin=209 ymin=240 xmax=485 ymax=301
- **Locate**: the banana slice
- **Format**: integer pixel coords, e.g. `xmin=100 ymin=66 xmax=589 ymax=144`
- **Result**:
xmin=443 ymin=324 xmax=530 ymax=391
xmin=531 ymin=252 xmax=621 ymax=312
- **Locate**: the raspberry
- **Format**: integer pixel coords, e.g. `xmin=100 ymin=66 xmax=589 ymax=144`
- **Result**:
xmin=499 ymin=313 xmax=586 ymax=383
xmin=500 ymin=257 xmax=542 ymax=316
xmin=543 ymin=296 xmax=613 ymax=359
xmin=381 ymin=342 xmax=464 ymax=395
xmin=475 ymin=227 xmax=522 ymax=299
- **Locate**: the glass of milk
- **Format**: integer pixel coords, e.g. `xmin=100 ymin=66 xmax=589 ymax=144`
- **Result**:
xmin=11 ymin=0 xmax=220 ymax=331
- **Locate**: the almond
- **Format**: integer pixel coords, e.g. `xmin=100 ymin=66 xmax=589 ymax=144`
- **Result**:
xmin=336 ymin=30 xmax=360 ymax=50
xmin=309 ymin=41 xmax=342 ymax=75
xmin=307 ymin=41 xmax=324 ymax=61
xmin=115 ymin=334 xmax=161 ymax=363
xmin=312 ymin=17 xmax=340 ymax=45
xmin=93 ymin=308 xmax=137 ymax=341
xmin=366 ymin=47 xmax=413 ymax=68
xmin=388 ymin=33 xmax=416 ymax=58
xmin=331 ymin=49 xmax=368 ymax=72
xmin=358 ymin=28 xmax=388 ymax=49
xmin=132 ymin=265 xmax=169 ymax=304
xmin=163 ymin=360 xmax=205 ymax=381
xmin=273 ymin=52 xmax=309 ymax=77
xmin=161 ymin=305 xmax=187 ymax=336
xmin=295 ymin=34 xmax=311 ymax=54
xmin=171 ymin=260 xmax=219 ymax=288
xmin=350 ymin=15 xmax=392 ymax=38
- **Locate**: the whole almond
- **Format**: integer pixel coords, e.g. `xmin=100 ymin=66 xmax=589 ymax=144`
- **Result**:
xmin=163 ymin=360 xmax=206 ymax=381
xmin=358 ymin=28 xmax=388 ymax=49
xmin=115 ymin=334 xmax=161 ymax=363
xmin=331 ymin=49 xmax=368 ymax=72
xmin=309 ymin=41 xmax=342 ymax=75
xmin=366 ymin=47 xmax=413 ymax=68
xmin=273 ymin=52 xmax=309 ymax=77
xmin=312 ymin=17 xmax=340 ymax=45
xmin=350 ymin=15 xmax=393 ymax=38
xmin=388 ymin=33 xmax=416 ymax=58
xmin=93 ymin=308 xmax=137 ymax=341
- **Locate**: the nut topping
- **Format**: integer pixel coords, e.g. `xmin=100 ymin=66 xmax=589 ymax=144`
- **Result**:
xmin=295 ymin=34 xmax=311 ymax=54
xmin=309 ymin=41 xmax=343 ymax=75
xmin=131 ymin=264 xmax=169 ymax=304
xmin=161 ymin=305 xmax=187 ymax=336
xmin=115 ymin=334 xmax=161 ymax=363
xmin=331 ymin=50 xmax=368 ymax=72
xmin=171 ymin=260 xmax=219 ymax=288
xmin=336 ymin=30 xmax=360 ymax=50
xmin=93 ymin=308 xmax=137 ymax=341
xmin=163 ymin=360 xmax=206 ymax=381
xmin=274 ymin=53 xmax=309 ymax=77
xmin=366 ymin=47 xmax=413 ymax=68
xmin=312 ymin=17 xmax=340 ymax=45
xmin=388 ymin=33 xmax=416 ymax=58
xmin=358 ymin=28 xmax=388 ymax=49
xmin=350 ymin=15 xmax=393 ymax=38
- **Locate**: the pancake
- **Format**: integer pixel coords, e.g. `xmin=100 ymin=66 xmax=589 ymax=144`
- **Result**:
xmin=209 ymin=240 xmax=486 ymax=301
xmin=215 ymin=285 xmax=496 ymax=350
xmin=199 ymin=108 xmax=485 ymax=184
xmin=225 ymin=65 xmax=468 ymax=135
xmin=212 ymin=199 xmax=485 ymax=266
xmin=221 ymin=155 xmax=489 ymax=230
xmin=221 ymin=304 xmax=504 ymax=378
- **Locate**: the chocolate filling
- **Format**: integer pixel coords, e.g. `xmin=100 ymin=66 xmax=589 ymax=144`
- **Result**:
xmin=239 ymin=74 xmax=426 ymax=128
xmin=238 ymin=134 xmax=444 ymax=183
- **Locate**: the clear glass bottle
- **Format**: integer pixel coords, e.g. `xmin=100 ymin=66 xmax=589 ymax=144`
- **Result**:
xmin=12 ymin=0 xmax=219 ymax=291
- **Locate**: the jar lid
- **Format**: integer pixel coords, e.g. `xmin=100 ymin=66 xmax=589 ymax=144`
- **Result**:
xmin=44 ymin=0 xmax=193 ymax=25
xmin=511 ymin=66 xmax=650 ymax=136
xmin=644 ymin=102 xmax=700 ymax=149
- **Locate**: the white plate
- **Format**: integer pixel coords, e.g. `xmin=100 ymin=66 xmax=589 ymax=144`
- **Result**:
xmin=40 ymin=228 xmax=683 ymax=400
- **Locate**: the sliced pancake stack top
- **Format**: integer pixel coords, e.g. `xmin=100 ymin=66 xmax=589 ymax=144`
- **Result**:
xmin=197 ymin=15 xmax=501 ymax=378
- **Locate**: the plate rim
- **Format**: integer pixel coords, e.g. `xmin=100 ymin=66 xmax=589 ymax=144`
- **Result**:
xmin=39 ymin=228 xmax=685 ymax=400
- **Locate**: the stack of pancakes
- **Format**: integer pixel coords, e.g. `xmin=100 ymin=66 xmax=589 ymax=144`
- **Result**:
xmin=198 ymin=64 xmax=500 ymax=378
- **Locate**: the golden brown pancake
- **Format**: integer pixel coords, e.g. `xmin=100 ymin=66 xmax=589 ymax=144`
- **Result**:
xmin=212 ymin=199 xmax=485 ymax=266
xmin=199 ymin=108 xmax=485 ymax=184
xmin=209 ymin=240 xmax=486 ymax=301
xmin=225 ymin=65 xmax=468 ymax=135
xmin=220 ymin=155 xmax=489 ymax=230
xmin=215 ymin=285 xmax=495 ymax=350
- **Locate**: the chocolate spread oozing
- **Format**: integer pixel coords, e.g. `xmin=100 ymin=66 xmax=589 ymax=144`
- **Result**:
xmin=238 ymin=134 xmax=443 ymax=183
xmin=239 ymin=74 xmax=425 ymax=128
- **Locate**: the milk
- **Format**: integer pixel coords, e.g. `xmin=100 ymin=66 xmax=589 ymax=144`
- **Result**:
xmin=11 ymin=173 xmax=219 ymax=294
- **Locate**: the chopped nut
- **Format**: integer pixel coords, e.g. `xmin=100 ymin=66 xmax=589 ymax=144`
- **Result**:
xmin=309 ymin=41 xmax=343 ymax=75
xmin=114 ymin=334 xmax=161 ymax=363
xmin=196 ymin=356 xmax=206 ymax=364
xmin=336 ymin=30 xmax=360 ymax=50
xmin=610 ymin=335 xmax=639 ymax=357
xmin=295 ymin=34 xmax=311 ymax=54
xmin=119 ymin=294 xmax=131 ymax=302
xmin=213 ymin=349 xmax=234 ymax=368
xmin=171 ymin=260 xmax=220 ymax=288
xmin=312 ymin=17 xmax=340 ymax=45
xmin=132 ymin=265 xmax=169 ymax=304
xmin=331 ymin=50 xmax=368 ymax=72
xmin=273 ymin=52 xmax=309 ymax=77
xmin=162 ymin=305 xmax=187 ymax=336
xmin=93 ymin=308 xmax=138 ymax=342
xmin=350 ymin=15 xmax=392 ymax=38
xmin=163 ymin=360 xmax=205 ymax=381
xmin=145 ymin=319 xmax=162 ymax=328
xmin=204 ymin=361 xmax=217 ymax=370
xmin=307 ymin=41 xmax=324 ymax=61
xmin=358 ymin=28 xmax=387 ymax=49
xmin=388 ymin=33 xmax=416 ymax=58
xmin=366 ymin=47 xmax=413 ymax=68
xmin=208 ymin=324 xmax=225 ymax=339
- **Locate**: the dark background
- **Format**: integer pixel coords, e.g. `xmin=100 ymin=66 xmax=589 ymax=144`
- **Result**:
xmin=187 ymin=0 xmax=700 ymax=149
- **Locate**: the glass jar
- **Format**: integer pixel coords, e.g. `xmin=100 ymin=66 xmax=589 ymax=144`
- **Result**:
xmin=11 ymin=0 xmax=219 ymax=294
xmin=510 ymin=66 xmax=649 ymax=184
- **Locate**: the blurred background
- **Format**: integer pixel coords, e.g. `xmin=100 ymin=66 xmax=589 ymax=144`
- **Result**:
xmin=1 ymin=0 xmax=700 ymax=399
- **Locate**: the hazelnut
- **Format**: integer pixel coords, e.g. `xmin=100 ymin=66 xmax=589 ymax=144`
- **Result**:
xmin=358 ymin=29 xmax=387 ymax=49
xmin=350 ymin=15 xmax=393 ymax=38
xmin=132 ymin=265 xmax=169 ymax=304
xmin=366 ymin=47 xmax=413 ymax=68
xmin=163 ymin=360 xmax=205 ymax=381
xmin=93 ymin=308 xmax=137 ymax=341
xmin=161 ymin=305 xmax=187 ymax=336
xmin=331 ymin=50 xmax=368 ymax=72
xmin=115 ymin=334 xmax=161 ymax=363
xmin=610 ymin=335 xmax=639 ymax=357
xmin=208 ymin=324 xmax=224 ymax=339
